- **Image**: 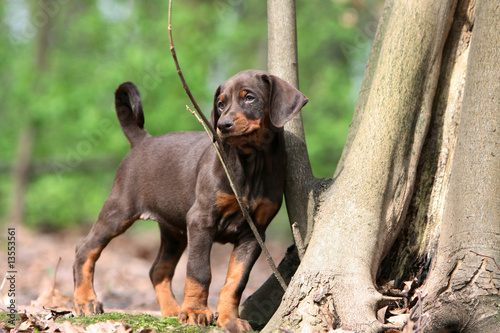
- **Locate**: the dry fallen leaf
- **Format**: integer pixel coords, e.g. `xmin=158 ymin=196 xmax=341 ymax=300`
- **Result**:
xmin=388 ymin=307 xmax=407 ymax=315
xmin=86 ymin=320 xmax=132 ymax=333
xmin=386 ymin=313 xmax=409 ymax=326
xmin=62 ymin=320 xmax=87 ymax=333
xmin=377 ymin=305 xmax=388 ymax=323
xmin=17 ymin=312 xmax=51 ymax=331
xmin=32 ymin=287 xmax=71 ymax=308
xmin=402 ymin=280 xmax=413 ymax=294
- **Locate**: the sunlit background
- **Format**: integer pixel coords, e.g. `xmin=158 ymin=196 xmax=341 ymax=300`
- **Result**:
xmin=0 ymin=0 xmax=383 ymax=233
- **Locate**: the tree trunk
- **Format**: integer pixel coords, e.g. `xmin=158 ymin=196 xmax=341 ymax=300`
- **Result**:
xmin=267 ymin=0 xmax=317 ymax=245
xmin=261 ymin=0 xmax=499 ymax=332
xmin=8 ymin=127 xmax=35 ymax=225
xmin=7 ymin=0 xmax=57 ymax=225
xmin=240 ymin=0 xmax=317 ymax=323
xmin=36 ymin=0 xmax=56 ymax=71
xmin=420 ymin=0 xmax=500 ymax=330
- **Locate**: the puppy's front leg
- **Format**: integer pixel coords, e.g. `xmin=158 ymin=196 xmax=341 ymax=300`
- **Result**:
xmin=216 ymin=238 xmax=261 ymax=331
xmin=178 ymin=211 xmax=215 ymax=326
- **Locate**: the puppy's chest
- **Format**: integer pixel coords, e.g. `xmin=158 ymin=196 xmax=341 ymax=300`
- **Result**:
xmin=215 ymin=191 xmax=280 ymax=229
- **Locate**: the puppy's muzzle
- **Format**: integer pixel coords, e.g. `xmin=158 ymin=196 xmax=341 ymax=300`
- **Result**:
xmin=217 ymin=118 xmax=234 ymax=136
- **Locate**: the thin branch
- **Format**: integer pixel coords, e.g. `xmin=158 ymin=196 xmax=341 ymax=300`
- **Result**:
xmin=381 ymin=323 xmax=404 ymax=331
xmin=52 ymin=257 xmax=62 ymax=291
xmin=381 ymin=295 xmax=404 ymax=302
xmin=168 ymin=2 xmax=217 ymax=141
xmin=470 ymin=250 xmax=500 ymax=270
xmin=186 ymin=106 xmax=287 ymax=291
xmin=169 ymin=0 xmax=286 ymax=291
xmin=412 ymin=292 xmax=428 ymax=333
xmin=291 ymin=222 xmax=305 ymax=261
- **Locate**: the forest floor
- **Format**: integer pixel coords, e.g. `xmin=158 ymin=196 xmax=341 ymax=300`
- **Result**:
xmin=0 ymin=224 xmax=290 ymax=331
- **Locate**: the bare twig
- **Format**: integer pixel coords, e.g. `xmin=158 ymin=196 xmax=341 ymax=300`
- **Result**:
xmin=381 ymin=295 xmax=404 ymax=302
xmin=470 ymin=250 xmax=500 ymax=270
xmin=291 ymin=222 xmax=305 ymax=261
xmin=185 ymin=105 xmax=286 ymax=290
xmin=408 ymin=291 xmax=428 ymax=333
xmin=381 ymin=323 xmax=405 ymax=331
xmin=52 ymin=257 xmax=62 ymax=291
xmin=167 ymin=2 xmax=216 ymax=141
xmin=184 ymin=112 xmax=287 ymax=292
xmin=170 ymin=0 xmax=286 ymax=291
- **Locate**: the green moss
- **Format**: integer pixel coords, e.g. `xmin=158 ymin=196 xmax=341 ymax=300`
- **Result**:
xmin=0 ymin=312 xmax=21 ymax=325
xmin=58 ymin=313 xmax=216 ymax=332
xmin=1 ymin=312 xmax=264 ymax=332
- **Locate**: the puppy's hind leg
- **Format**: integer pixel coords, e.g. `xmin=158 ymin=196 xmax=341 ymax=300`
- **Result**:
xmin=73 ymin=198 xmax=138 ymax=316
xmin=150 ymin=226 xmax=186 ymax=317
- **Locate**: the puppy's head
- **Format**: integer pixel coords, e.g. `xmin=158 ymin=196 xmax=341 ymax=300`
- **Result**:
xmin=211 ymin=70 xmax=308 ymax=148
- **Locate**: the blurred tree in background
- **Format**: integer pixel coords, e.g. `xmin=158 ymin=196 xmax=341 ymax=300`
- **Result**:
xmin=0 ymin=0 xmax=382 ymax=230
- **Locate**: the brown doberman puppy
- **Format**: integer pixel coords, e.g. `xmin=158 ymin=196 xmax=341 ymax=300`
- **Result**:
xmin=73 ymin=70 xmax=308 ymax=331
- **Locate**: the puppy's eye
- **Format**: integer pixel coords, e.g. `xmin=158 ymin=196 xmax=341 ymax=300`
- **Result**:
xmin=244 ymin=94 xmax=255 ymax=103
xmin=217 ymin=101 xmax=225 ymax=110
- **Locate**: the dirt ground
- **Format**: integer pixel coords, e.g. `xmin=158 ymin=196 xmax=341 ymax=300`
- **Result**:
xmin=0 ymin=223 xmax=291 ymax=315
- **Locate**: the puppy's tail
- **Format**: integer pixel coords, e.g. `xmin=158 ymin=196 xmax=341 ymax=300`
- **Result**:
xmin=114 ymin=82 xmax=151 ymax=148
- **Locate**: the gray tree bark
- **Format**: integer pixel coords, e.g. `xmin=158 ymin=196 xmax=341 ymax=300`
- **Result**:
xmin=420 ymin=0 xmax=500 ymax=331
xmin=250 ymin=0 xmax=499 ymax=332
xmin=240 ymin=0 xmax=317 ymax=323
xmin=267 ymin=0 xmax=318 ymax=245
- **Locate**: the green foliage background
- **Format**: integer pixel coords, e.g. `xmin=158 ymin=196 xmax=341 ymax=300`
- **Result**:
xmin=0 ymin=0 xmax=381 ymax=230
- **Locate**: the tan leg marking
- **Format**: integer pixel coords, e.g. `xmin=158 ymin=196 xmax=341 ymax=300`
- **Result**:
xmin=73 ymin=247 xmax=104 ymax=316
xmin=179 ymin=277 xmax=213 ymax=326
xmin=216 ymin=254 xmax=253 ymax=331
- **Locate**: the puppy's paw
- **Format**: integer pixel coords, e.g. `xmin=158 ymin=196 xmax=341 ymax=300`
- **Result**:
xmin=218 ymin=317 xmax=253 ymax=332
xmin=178 ymin=307 xmax=214 ymax=326
xmin=73 ymin=298 xmax=104 ymax=316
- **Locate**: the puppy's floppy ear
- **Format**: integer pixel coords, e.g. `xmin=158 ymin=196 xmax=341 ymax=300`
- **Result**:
xmin=262 ymin=74 xmax=308 ymax=129
xmin=210 ymin=85 xmax=222 ymax=128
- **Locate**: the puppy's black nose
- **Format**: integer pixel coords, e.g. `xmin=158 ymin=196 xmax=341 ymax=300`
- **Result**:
xmin=217 ymin=118 xmax=234 ymax=133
